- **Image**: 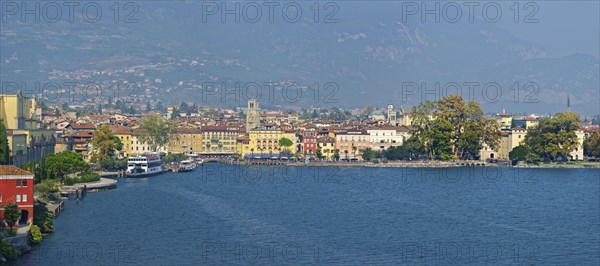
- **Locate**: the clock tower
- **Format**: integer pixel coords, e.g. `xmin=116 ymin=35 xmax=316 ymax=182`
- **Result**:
xmin=246 ymin=99 xmax=260 ymax=133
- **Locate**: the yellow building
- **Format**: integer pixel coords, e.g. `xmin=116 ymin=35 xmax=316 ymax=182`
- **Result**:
xmin=111 ymin=127 xmax=167 ymax=156
xmin=0 ymin=92 xmax=38 ymax=130
xmin=200 ymin=126 xmax=240 ymax=156
xmin=317 ymin=137 xmax=336 ymax=160
xmin=1 ymin=93 xmax=54 ymax=166
xmin=111 ymin=126 xmax=134 ymax=157
xmin=246 ymin=128 xmax=298 ymax=158
xmin=480 ymin=127 xmax=527 ymax=161
xmin=129 ymin=133 xmax=167 ymax=155
xmin=169 ymin=128 xmax=203 ymax=154
xmin=496 ymin=113 xmax=513 ymax=128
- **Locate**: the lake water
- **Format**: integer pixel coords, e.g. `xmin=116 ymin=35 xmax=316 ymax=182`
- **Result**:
xmin=14 ymin=164 xmax=600 ymax=265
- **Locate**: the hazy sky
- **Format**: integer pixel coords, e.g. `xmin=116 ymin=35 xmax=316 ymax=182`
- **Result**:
xmin=494 ymin=1 xmax=599 ymax=57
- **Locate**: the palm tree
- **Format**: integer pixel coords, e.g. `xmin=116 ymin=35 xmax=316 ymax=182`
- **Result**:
xmin=352 ymin=145 xmax=357 ymax=159
xmin=344 ymin=150 xmax=349 ymax=161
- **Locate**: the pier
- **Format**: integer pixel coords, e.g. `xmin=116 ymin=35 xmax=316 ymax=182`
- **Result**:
xmin=60 ymin=177 xmax=118 ymax=197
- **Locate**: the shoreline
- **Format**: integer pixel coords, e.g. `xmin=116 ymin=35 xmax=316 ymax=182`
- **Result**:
xmin=224 ymin=160 xmax=600 ymax=169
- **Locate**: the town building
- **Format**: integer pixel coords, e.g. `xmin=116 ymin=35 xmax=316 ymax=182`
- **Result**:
xmin=367 ymin=126 xmax=410 ymax=151
xmin=301 ymin=129 xmax=317 ymax=158
xmin=0 ymin=93 xmax=55 ymax=167
xmin=0 ymin=166 xmax=34 ymax=227
xmin=246 ymin=127 xmax=298 ymax=158
xmin=169 ymin=128 xmax=203 ymax=154
xmin=200 ymin=126 xmax=241 ymax=157
xmin=335 ymin=130 xmax=370 ymax=160
xmin=317 ymin=136 xmax=336 ymax=160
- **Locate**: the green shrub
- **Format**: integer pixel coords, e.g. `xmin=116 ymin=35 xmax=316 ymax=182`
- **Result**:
xmin=63 ymin=173 xmax=101 ymax=186
xmin=100 ymin=158 xmax=127 ymax=171
xmin=0 ymin=239 xmax=18 ymax=260
xmin=29 ymin=225 xmax=42 ymax=245
xmin=43 ymin=214 xmax=54 ymax=233
xmin=33 ymin=204 xmax=54 ymax=234
xmin=35 ymin=179 xmax=59 ymax=199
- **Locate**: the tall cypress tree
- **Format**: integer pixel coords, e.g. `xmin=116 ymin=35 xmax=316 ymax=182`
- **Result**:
xmin=0 ymin=122 xmax=9 ymax=164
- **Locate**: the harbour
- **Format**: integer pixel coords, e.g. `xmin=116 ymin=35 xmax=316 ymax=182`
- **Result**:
xmin=11 ymin=164 xmax=600 ymax=265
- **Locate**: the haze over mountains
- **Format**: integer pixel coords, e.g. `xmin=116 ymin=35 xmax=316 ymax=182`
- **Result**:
xmin=1 ymin=1 xmax=598 ymax=115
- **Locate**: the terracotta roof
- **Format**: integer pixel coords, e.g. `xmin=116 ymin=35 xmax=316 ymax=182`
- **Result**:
xmin=0 ymin=165 xmax=33 ymax=176
xmin=110 ymin=126 xmax=134 ymax=135
xmin=176 ymin=128 xmax=202 ymax=134
xmin=201 ymin=126 xmax=240 ymax=132
xmin=71 ymin=130 xmax=94 ymax=137
xmin=70 ymin=123 xmax=96 ymax=129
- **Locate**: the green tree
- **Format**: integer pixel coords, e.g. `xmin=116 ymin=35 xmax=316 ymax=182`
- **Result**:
xmin=4 ymin=203 xmax=20 ymax=229
xmin=361 ymin=147 xmax=376 ymax=161
xmin=525 ymin=112 xmax=580 ymax=161
xmin=583 ymin=131 xmax=600 ymax=158
xmin=278 ymin=137 xmax=294 ymax=153
xmin=137 ymin=113 xmax=176 ymax=152
xmin=23 ymin=156 xmax=49 ymax=184
xmin=112 ymin=136 xmax=123 ymax=151
xmin=33 ymin=203 xmax=54 ymax=233
xmin=509 ymin=145 xmax=530 ymax=165
xmin=46 ymin=151 xmax=89 ymax=181
xmin=170 ymin=108 xmax=180 ymax=119
xmin=333 ymin=149 xmax=340 ymax=161
xmin=90 ymin=125 xmax=117 ymax=164
xmin=425 ymin=118 xmax=454 ymax=160
xmin=100 ymin=157 xmax=127 ymax=171
xmin=0 ymin=122 xmax=9 ymax=164
xmin=0 ymin=239 xmax=18 ymax=260
xmin=385 ymin=146 xmax=409 ymax=160
xmin=316 ymin=146 xmax=324 ymax=160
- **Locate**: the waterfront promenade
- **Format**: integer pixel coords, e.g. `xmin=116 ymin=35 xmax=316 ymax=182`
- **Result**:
xmin=60 ymin=177 xmax=118 ymax=194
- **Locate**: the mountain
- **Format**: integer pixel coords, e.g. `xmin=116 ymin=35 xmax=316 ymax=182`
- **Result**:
xmin=1 ymin=1 xmax=598 ymax=114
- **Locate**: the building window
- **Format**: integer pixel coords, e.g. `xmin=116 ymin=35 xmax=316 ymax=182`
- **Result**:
xmin=16 ymin=195 xmax=21 ymax=202
xmin=0 ymin=194 xmax=2 ymax=202
xmin=16 ymin=180 xmax=21 ymax=187
xmin=22 ymin=194 xmax=27 ymax=202
xmin=23 ymin=180 xmax=27 ymax=187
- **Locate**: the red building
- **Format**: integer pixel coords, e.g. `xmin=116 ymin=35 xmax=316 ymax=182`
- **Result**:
xmin=302 ymin=129 xmax=317 ymax=158
xmin=0 ymin=165 xmax=34 ymax=228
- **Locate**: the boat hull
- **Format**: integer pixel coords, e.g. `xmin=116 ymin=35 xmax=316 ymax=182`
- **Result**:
xmin=126 ymin=168 xmax=165 ymax=178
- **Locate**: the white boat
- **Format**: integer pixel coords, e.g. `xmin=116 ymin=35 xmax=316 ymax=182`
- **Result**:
xmin=186 ymin=153 xmax=203 ymax=165
xmin=126 ymin=153 xmax=164 ymax=177
xmin=178 ymin=160 xmax=197 ymax=172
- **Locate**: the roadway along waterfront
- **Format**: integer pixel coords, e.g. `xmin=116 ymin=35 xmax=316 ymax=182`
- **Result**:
xmin=12 ymin=164 xmax=600 ymax=265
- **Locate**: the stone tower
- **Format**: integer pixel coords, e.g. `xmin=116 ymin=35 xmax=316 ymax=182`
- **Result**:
xmin=387 ymin=102 xmax=397 ymax=125
xmin=246 ymin=99 xmax=260 ymax=133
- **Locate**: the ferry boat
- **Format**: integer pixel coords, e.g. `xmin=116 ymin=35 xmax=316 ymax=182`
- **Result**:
xmin=126 ymin=153 xmax=164 ymax=177
xmin=186 ymin=153 xmax=204 ymax=165
xmin=178 ymin=160 xmax=197 ymax=172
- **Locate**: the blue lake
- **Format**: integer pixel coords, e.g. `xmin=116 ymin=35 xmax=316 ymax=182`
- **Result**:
xmin=15 ymin=164 xmax=600 ymax=265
